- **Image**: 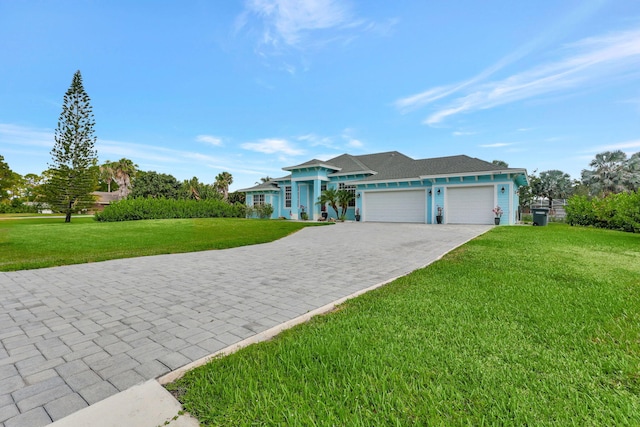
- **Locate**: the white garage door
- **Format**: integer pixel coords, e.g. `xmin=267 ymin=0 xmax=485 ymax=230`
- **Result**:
xmin=447 ymin=186 xmax=495 ymax=224
xmin=364 ymin=190 xmax=426 ymax=223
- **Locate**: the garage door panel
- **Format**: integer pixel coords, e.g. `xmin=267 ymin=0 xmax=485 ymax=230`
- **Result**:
xmin=364 ymin=190 xmax=425 ymax=223
xmin=447 ymin=186 xmax=494 ymax=224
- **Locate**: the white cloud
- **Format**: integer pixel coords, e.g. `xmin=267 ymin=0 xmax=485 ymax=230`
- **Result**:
xmin=238 ymin=0 xmax=370 ymax=52
xmin=593 ymin=139 xmax=640 ymax=153
xmin=347 ymin=138 xmax=363 ymax=148
xmin=241 ymin=0 xmax=352 ymax=45
xmin=297 ymin=133 xmax=336 ymax=148
xmin=479 ymin=142 xmax=514 ymax=148
xmin=394 ymin=34 xmax=541 ymax=113
xmin=395 ymin=86 xmax=458 ymax=112
xmin=397 ymin=27 xmax=640 ymax=125
xmin=340 ymin=128 xmax=365 ymax=149
xmin=196 ymin=135 xmax=223 ymax=146
xmin=241 ymin=138 xmax=305 ymax=155
xmin=0 ymin=123 xmax=54 ymax=148
xmin=452 ymin=131 xmax=477 ymax=136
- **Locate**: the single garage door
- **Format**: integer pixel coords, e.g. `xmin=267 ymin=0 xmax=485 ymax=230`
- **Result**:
xmin=447 ymin=186 xmax=494 ymax=224
xmin=364 ymin=190 xmax=426 ymax=223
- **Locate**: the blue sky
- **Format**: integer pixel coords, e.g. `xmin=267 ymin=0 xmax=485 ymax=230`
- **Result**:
xmin=1 ymin=0 xmax=639 ymax=191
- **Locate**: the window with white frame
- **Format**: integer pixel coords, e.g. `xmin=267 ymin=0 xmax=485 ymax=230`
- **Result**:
xmin=339 ymin=183 xmax=356 ymax=207
xmin=253 ymin=194 xmax=265 ymax=206
xmin=285 ymin=186 xmax=291 ymax=208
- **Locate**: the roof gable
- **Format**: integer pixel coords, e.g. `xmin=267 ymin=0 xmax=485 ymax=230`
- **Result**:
xmin=324 ymin=151 xmax=413 ymax=176
xmin=283 ymin=158 xmax=340 ymax=172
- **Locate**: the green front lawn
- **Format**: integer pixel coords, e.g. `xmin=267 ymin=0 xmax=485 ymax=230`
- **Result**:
xmin=168 ymin=224 xmax=640 ymax=426
xmin=0 ymin=217 xmax=321 ymax=271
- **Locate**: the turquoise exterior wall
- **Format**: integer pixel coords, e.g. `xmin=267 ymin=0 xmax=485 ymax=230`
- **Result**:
xmin=433 ymin=186 xmax=445 ymax=222
xmin=496 ymin=183 xmax=510 ymax=225
xmin=245 ymin=192 xmax=280 ymax=219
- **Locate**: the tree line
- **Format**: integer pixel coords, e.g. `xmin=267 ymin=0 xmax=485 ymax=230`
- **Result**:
xmin=0 ymin=71 xmax=244 ymax=220
xmin=514 ymin=150 xmax=640 ymax=210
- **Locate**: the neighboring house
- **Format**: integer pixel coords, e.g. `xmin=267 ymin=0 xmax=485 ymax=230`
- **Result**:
xmin=91 ymin=191 xmax=122 ymax=212
xmin=239 ymin=151 xmax=528 ymax=225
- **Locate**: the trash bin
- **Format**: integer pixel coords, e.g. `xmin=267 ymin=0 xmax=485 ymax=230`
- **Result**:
xmin=532 ymin=207 xmax=549 ymax=226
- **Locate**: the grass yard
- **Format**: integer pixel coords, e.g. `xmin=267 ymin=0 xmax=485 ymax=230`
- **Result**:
xmin=167 ymin=224 xmax=640 ymax=426
xmin=0 ymin=217 xmax=321 ymax=271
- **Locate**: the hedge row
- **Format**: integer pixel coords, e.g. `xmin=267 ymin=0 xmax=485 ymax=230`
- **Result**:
xmin=94 ymin=198 xmax=248 ymax=222
xmin=565 ymin=191 xmax=640 ymax=233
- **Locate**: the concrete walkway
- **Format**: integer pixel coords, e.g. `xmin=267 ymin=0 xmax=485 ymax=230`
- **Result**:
xmin=0 ymin=223 xmax=491 ymax=427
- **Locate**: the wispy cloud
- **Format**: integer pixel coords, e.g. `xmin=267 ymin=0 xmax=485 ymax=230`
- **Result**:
xmin=347 ymin=139 xmax=363 ymax=148
xmin=0 ymin=123 xmax=54 ymax=148
xmin=452 ymin=131 xmax=477 ymax=136
xmin=295 ymin=130 xmax=366 ymax=151
xmin=340 ymin=128 xmax=365 ymax=150
xmin=395 ymin=27 xmax=640 ymax=125
xmin=237 ymin=0 xmax=375 ymax=54
xmin=241 ymin=138 xmax=305 ymax=155
xmin=394 ymin=31 xmax=545 ymax=113
xmin=196 ymin=135 xmax=223 ymax=147
xmin=479 ymin=142 xmax=515 ymax=148
xmin=297 ymin=133 xmax=336 ymax=148
xmin=592 ymin=139 xmax=640 ymax=153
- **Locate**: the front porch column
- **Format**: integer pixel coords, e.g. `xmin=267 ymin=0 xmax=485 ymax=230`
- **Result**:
xmin=291 ymin=181 xmax=299 ymax=220
xmin=312 ymin=178 xmax=322 ymax=220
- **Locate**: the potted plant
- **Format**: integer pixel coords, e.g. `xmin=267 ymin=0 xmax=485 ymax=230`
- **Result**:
xmin=300 ymin=205 xmax=309 ymax=221
xmin=355 ymin=208 xmax=361 ymax=222
xmin=321 ymin=205 xmax=328 ymax=220
xmin=436 ymin=206 xmax=443 ymax=224
xmin=492 ymin=206 xmax=503 ymax=225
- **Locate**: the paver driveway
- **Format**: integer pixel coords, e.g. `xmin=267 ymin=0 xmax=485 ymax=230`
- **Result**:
xmin=0 ymin=222 xmax=491 ymax=427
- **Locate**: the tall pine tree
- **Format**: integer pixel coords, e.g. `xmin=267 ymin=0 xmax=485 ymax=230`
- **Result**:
xmin=46 ymin=70 xmax=98 ymax=222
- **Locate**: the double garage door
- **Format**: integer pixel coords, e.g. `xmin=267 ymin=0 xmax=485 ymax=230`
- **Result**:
xmin=363 ymin=186 xmax=496 ymax=224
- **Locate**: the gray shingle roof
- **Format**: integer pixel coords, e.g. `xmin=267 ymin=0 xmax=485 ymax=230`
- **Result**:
xmin=240 ymin=151 xmax=525 ymax=192
xmin=358 ymin=154 xmax=517 ymax=181
xmin=417 ymin=155 xmax=509 ymax=174
xmin=237 ymin=181 xmax=280 ymax=192
xmin=326 ymin=151 xmax=413 ymax=175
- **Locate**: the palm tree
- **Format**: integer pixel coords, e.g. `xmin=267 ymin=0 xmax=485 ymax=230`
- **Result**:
xmin=99 ymin=161 xmax=115 ymax=192
xmin=112 ymin=158 xmax=137 ymax=199
xmin=182 ymin=177 xmax=201 ymax=200
xmin=581 ymin=150 xmax=628 ymax=196
xmin=214 ymin=171 xmax=233 ymax=201
xmin=257 ymin=176 xmax=273 ymax=184
xmin=180 ymin=177 xmax=219 ymax=200
xmin=536 ymin=170 xmax=572 ymax=209
xmin=624 ymin=152 xmax=640 ymax=191
xmin=317 ymin=188 xmax=339 ymax=218
xmin=336 ymin=189 xmax=355 ymax=218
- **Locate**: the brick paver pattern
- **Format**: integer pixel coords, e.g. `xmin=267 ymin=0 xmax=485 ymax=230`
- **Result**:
xmin=0 ymin=223 xmax=491 ymax=427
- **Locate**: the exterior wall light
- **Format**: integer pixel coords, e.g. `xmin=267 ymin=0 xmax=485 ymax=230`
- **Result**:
xmin=501 ymin=186 xmax=505 ymax=193
xmin=437 ymin=188 xmax=441 ymax=195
